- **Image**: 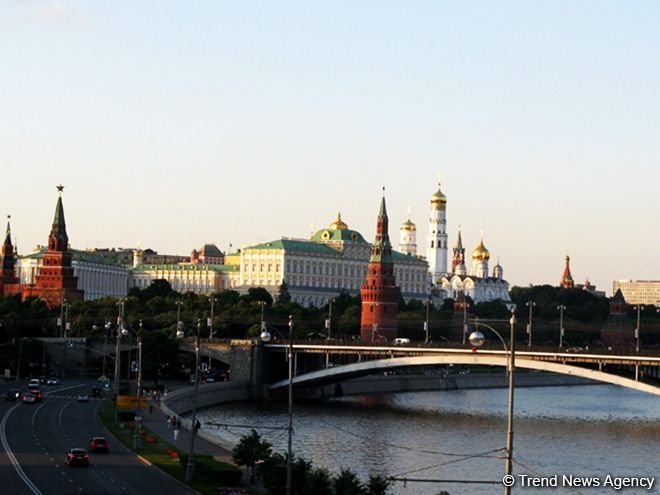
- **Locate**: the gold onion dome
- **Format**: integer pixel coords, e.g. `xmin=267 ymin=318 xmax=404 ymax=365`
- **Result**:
xmin=401 ymin=218 xmax=416 ymax=231
xmin=329 ymin=212 xmax=348 ymax=230
xmin=472 ymin=237 xmax=490 ymax=261
xmin=430 ymin=182 xmax=447 ymax=207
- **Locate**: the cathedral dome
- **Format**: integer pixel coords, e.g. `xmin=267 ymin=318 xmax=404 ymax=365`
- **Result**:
xmin=329 ymin=212 xmax=348 ymax=230
xmin=401 ymin=218 xmax=416 ymax=231
xmin=472 ymin=238 xmax=490 ymax=261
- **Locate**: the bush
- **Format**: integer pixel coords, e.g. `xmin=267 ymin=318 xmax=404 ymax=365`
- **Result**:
xmin=179 ymin=453 xmax=242 ymax=486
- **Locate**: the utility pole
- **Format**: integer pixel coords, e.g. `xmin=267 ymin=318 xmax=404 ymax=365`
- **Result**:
xmin=634 ymin=305 xmax=643 ymax=381
xmin=557 ymin=305 xmax=566 ymax=348
xmin=207 ymin=296 xmax=215 ymax=369
xmin=325 ymin=299 xmax=333 ymax=340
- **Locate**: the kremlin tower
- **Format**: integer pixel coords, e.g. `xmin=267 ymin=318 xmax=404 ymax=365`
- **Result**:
xmin=22 ymin=186 xmax=84 ymax=307
xmin=360 ymin=192 xmax=400 ymax=343
xmin=0 ymin=216 xmax=21 ymax=297
xmin=426 ymin=182 xmax=448 ymax=282
xmin=560 ymin=255 xmax=575 ymax=289
xmin=451 ymin=227 xmax=467 ymax=276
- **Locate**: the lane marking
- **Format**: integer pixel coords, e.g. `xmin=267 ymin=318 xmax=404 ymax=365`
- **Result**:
xmin=0 ymin=404 xmax=43 ymax=495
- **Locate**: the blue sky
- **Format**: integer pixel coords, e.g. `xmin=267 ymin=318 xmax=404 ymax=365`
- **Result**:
xmin=1 ymin=1 xmax=659 ymax=294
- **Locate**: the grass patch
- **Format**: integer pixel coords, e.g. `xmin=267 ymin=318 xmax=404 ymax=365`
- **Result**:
xmin=98 ymin=400 xmax=245 ymax=495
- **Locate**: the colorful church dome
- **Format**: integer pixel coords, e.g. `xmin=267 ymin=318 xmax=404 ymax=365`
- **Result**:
xmin=328 ymin=212 xmax=348 ymax=230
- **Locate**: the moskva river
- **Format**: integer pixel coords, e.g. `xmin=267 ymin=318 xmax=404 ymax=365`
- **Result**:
xmin=198 ymin=384 xmax=660 ymax=494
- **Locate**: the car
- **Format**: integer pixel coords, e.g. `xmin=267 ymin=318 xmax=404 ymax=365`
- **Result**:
xmin=393 ymin=338 xmax=411 ymax=345
xmin=38 ymin=376 xmax=47 ymax=385
xmin=47 ymin=377 xmax=59 ymax=385
xmin=28 ymin=378 xmax=40 ymax=388
xmin=77 ymin=393 xmax=90 ymax=403
xmin=89 ymin=437 xmax=109 ymax=453
xmin=22 ymin=393 xmax=37 ymax=404
xmin=65 ymin=448 xmax=89 ymax=467
xmin=4 ymin=389 xmax=21 ymax=401
xmin=32 ymin=390 xmax=44 ymax=402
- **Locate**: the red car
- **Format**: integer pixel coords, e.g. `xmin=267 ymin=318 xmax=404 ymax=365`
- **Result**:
xmin=89 ymin=437 xmax=109 ymax=453
xmin=66 ymin=448 xmax=89 ymax=467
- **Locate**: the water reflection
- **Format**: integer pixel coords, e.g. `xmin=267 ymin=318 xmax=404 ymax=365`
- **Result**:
xmin=198 ymin=385 xmax=660 ymax=495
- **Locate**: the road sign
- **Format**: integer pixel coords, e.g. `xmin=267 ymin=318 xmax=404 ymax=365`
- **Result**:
xmin=4 ymin=369 xmax=10 ymax=378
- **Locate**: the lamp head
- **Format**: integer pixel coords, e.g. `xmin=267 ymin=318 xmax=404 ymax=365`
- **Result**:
xmin=121 ymin=327 xmax=129 ymax=337
xmin=260 ymin=329 xmax=272 ymax=342
xmin=468 ymin=330 xmax=486 ymax=347
xmin=176 ymin=329 xmax=185 ymax=339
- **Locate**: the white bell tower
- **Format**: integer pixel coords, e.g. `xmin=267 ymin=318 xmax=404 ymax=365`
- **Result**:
xmin=426 ymin=181 xmax=448 ymax=282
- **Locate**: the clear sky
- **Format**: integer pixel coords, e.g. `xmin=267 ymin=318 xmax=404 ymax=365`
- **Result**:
xmin=1 ymin=1 xmax=659 ymax=295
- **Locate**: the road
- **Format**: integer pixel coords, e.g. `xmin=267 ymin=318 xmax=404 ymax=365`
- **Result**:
xmin=0 ymin=381 xmax=197 ymax=495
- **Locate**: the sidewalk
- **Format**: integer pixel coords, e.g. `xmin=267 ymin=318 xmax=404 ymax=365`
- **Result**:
xmin=141 ymin=398 xmax=235 ymax=464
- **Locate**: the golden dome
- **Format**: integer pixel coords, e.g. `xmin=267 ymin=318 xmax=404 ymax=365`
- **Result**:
xmin=329 ymin=211 xmax=348 ymax=230
xmin=401 ymin=218 xmax=416 ymax=231
xmin=430 ymin=183 xmax=447 ymax=209
xmin=472 ymin=237 xmax=490 ymax=261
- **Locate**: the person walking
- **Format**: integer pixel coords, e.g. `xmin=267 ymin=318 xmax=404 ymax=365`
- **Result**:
xmin=173 ymin=427 xmax=179 ymax=442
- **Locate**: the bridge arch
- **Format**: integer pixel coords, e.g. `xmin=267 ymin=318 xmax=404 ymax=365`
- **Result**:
xmin=269 ymin=355 xmax=660 ymax=396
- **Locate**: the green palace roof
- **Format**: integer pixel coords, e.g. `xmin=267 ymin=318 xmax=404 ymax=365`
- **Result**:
xmin=21 ymin=248 xmax=122 ymax=267
xmin=310 ymin=228 xmax=367 ymax=244
xmin=245 ymin=239 xmax=340 ymax=255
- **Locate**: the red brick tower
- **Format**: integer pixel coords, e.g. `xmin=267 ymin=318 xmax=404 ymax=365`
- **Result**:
xmin=0 ymin=216 xmax=21 ymax=297
xmin=22 ymin=186 xmax=84 ymax=307
xmin=360 ymin=193 xmax=400 ymax=343
xmin=560 ymin=255 xmax=575 ymax=289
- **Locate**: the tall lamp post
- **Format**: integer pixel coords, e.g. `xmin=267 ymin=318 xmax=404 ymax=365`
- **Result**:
xmin=132 ymin=320 xmax=144 ymax=450
xmin=424 ymin=298 xmax=430 ymax=343
xmin=260 ymin=315 xmax=294 ymax=495
xmin=207 ymin=296 xmax=216 ymax=369
xmin=178 ymin=319 xmax=201 ymax=482
xmin=525 ymin=301 xmax=535 ymax=347
xmin=557 ymin=305 xmax=566 ymax=349
xmin=114 ymin=299 xmax=127 ymax=398
xmin=325 ymin=298 xmax=333 ymax=341
xmin=632 ymin=305 xmax=643 ymax=381
xmin=468 ymin=310 xmax=517 ymax=495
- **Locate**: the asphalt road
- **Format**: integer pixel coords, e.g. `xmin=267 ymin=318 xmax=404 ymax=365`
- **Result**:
xmin=0 ymin=381 xmax=197 ymax=495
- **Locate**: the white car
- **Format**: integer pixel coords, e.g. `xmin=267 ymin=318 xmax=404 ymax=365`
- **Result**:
xmin=47 ymin=377 xmax=59 ymax=385
xmin=28 ymin=379 xmax=40 ymax=388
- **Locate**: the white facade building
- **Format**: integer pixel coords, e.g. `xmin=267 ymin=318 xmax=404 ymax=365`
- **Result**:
xmin=233 ymin=213 xmax=429 ymax=307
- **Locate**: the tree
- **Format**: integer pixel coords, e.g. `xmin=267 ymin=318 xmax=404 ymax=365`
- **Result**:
xmin=232 ymin=429 xmax=273 ymax=485
xmin=245 ymin=287 xmax=274 ymax=306
xmin=367 ymin=473 xmax=390 ymax=495
xmin=332 ymin=468 xmax=364 ymax=495
xmin=303 ymin=466 xmax=333 ymax=495
xmin=276 ymin=279 xmax=292 ymax=304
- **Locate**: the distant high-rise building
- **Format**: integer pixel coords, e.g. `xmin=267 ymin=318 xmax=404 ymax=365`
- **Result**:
xmin=360 ymin=194 xmax=400 ymax=343
xmin=612 ymin=280 xmax=660 ymax=305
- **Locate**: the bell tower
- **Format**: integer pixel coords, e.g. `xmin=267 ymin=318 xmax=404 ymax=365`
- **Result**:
xmin=360 ymin=191 xmax=400 ymax=343
xmin=426 ymin=181 xmax=448 ymax=283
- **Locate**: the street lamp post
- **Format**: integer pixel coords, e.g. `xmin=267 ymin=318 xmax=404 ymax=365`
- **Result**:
xmin=114 ymin=299 xmax=126 ymax=398
xmin=133 ymin=320 xmax=144 ymax=450
xmin=462 ymin=302 xmax=469 ymax=346
xmin=557 ymin=305 xmax=566 ymax=349
xmin=525 ymin=301 xmax=535 ymax=347
xmin=633 ymin=305 xmax=643 ymax=381
xmin=207 ymin=296 xmax=216 ymax=369
xmin=183 ymin=319 xmax=201 ymax=483
xmin=259 ymin=315 xmax=294 ymax=495
xmin=424 ymin=298 xmax=430 ymax=343
xmin=286 ymin=315 xmax=294 ymax=495
xmin=325 ymin=299 xmax=333 ymax=341
xmin=468 ymin=310 xmax=517 ymax=495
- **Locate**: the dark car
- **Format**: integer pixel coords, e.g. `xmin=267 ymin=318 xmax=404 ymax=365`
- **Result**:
xmin=89 ymin=437 xmax=109 ymax=453
xmin=22 ymin=393 xmax=37 ymax=404
xmin=65 ymin=448 xmax=89 ymax=467
xmin=4 ymin=389 xmax=21 ymax=401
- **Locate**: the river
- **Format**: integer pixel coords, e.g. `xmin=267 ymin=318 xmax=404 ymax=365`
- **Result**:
xmin=197 ymin=384 xmax=660 ymax=494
